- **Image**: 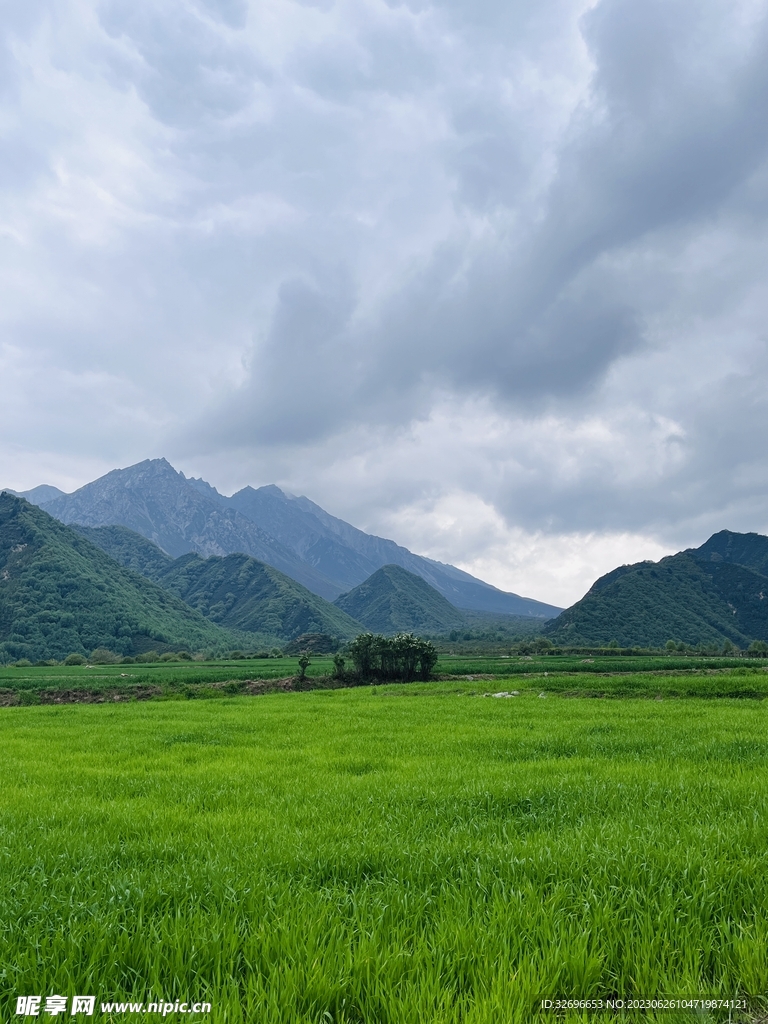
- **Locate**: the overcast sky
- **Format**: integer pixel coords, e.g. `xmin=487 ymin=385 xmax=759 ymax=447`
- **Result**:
xmin=2 ymin=0 xmax=768 ymax=606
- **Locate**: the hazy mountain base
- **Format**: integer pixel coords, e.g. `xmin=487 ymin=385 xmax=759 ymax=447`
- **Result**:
xmin=72 ymin=525 xmax=365 ymax=641
xmin=71 ymin=527 xmax=522 ymax=642
xmin=223 ymin=482 xmax=562 ymax=617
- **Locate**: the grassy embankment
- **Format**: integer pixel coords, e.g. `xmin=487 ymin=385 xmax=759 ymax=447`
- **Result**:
xmin=1 ymin=683 xmax=768 ymax=1022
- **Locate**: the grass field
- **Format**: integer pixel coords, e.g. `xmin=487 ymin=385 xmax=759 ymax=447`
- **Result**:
xmin=3 ymin=653 xmax=768 ymax=704
xmin=2 ymin=679 xmax=768 ymax=1022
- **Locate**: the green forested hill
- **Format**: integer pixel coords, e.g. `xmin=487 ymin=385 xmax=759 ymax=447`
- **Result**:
xmin=160 ymin=553 xmax=364 ymax=642
xmin=74 ymin=521 xmax=365 ymax=642
xmin=334 ymin=564 xmax=468 ymax=635
xmin=0 ymin=493 xmax=244 ymax=661
xmin=72 ymin=524 xmax=174 ymax=581
xmin=545 ymin=536 xmax=768 ymax=648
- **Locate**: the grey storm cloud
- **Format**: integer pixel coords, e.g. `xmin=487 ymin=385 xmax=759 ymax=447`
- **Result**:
xmin=3 ymin=0 xmax=768 ymax=603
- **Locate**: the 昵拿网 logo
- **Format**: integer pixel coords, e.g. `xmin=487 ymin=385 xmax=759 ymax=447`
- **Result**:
xmin=14 ymin=995 xmax=211 ymax=1016
xmin=16 ymin=995 xmax=95 ymax=1016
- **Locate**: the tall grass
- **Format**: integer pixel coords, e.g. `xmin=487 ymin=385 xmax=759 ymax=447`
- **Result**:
xmin=0 ymin=690 xmax=767 ymax=1021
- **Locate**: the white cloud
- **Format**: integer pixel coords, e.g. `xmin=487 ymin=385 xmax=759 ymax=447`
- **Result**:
xmin=375 ymin=491 xmax=672 ymax=607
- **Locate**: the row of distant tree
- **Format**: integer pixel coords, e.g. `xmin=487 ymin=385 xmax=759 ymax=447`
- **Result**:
xmin=15 ymin=631 xmax=766 ymax=672
xmin=511 ymin=637 xmax=768 ymax=656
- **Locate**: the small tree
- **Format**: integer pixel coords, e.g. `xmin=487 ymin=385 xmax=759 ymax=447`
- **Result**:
xmin=297 ymin=654 xmax=310 ymax=680
xmin=348 ymin=633 xmax=377 ymax=677
xmin=417 ymin=637 xmax=438 ymax=680
xmin=332 ymin=653 xmax=345 ymax=679
xmin=90 ymin=647 xmax=118 ymax=665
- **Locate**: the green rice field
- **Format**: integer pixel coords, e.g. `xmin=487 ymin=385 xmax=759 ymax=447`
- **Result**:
xmin=2 ymin=673 xmax=768 ymax=1022
xmin=2 ymin=652 xmax=768 ymax=703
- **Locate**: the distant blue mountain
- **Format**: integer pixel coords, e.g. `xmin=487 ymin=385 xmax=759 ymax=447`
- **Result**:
xmin=7 ymin=484 xmax=66 ymax=504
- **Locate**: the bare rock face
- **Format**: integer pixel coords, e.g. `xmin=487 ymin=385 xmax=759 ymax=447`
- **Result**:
xmin=41 ymin=459 xmax=341 ymax=599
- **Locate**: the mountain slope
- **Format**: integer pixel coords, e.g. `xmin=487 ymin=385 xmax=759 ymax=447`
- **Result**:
xmin=73 ymin=521 xmax=363 ymax=643
xmin=691 ymin=530 xmax=768 ymax=577
xmin=545 ymin=533 xmax=768 ymax=647
xmin=71 ymin=524 xmax=174 ymax=582
xmin=225 ymin=484 xmax=561 ymax=617
xmin=0 ymin=493 xmax=243 ymax=661
xmin=334 ymin=564 xmax=468 ymax=634
xmin=226 ymin=485 xmax=380 ymax=593
xmin=161 ymin=553 xmax=364 ymax=641
xmin=41 ymin=459 xmax=342 ymax=599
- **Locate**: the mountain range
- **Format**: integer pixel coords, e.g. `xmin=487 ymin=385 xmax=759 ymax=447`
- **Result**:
xmin=5 ymin=468 xmax=768 ymax=658
xmin=14 ymin=457 xmax=768 ymax=654
xmin=0 ymin=493 xmax=544 ymax=662
xmin=10 ymin=458 xmax=560 ymax=617
xmin=545 ymin=530 xmax=768 ymax=648
xmin=71 ymin=523 xmax=363 ymax=644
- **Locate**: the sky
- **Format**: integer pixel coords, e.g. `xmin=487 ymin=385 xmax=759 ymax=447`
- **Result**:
xmin=2 ymin=0 xmax=768 ymax=607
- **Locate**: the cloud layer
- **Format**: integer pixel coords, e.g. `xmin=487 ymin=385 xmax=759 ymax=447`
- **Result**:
xmin=2 ymin=0 xmax=768 ymax=604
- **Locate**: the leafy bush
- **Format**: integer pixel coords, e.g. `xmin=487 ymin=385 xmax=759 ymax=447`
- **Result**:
xmin=13 ymin=659 xmax=31 ymax=668
xmin=159 ymin=653 xmax=176 ymax=662
xmin=90 ymin=648 xmax=119 ymax=665
xmin=136 ymin=651 xmax=159 ymax=663
xmin=64 ymin=653 xmax=87 ymax=666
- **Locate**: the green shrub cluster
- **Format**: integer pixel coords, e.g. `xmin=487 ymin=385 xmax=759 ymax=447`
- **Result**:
xmin=347 ymin=632 xmax=438 ymax=681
